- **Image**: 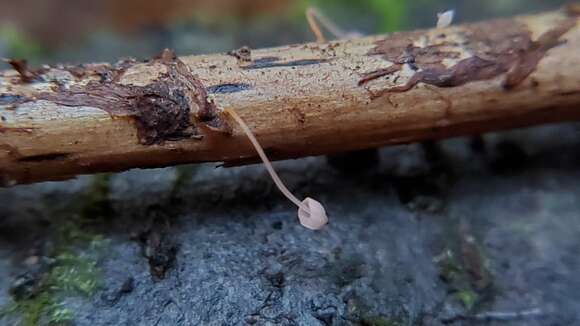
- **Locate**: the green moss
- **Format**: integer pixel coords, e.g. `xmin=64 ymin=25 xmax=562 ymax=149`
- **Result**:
xmin=455 ymin=290 xmax=478 ymax=310
xmin=0 ymin=24 xmax=45 ymax=61
xmin=360 ymin=316 xmax=401 ymax=326
xmin=1 ymin=246 xmax=103 ymax=325
xmin=1 ymin=293 xmax=53 ymax=326
xmin=351 ymin=300 xmax=403 ymax=326
xmin=0 ymin=292 xmax=74 ymax=326
xmin=368 ymin=0 xmax=406 ymax=32
xmin=47 ymin=252 xmax=101 ymax=296
xmin=436 ymin=250 xmax=463 ymax=284
xmin=46 ymin=306 xmax=73 ymax=325
xmin=1 ymin=176 xmax=110 ymax=325
xmin=436 ymin=242 xmax=492 ymax=313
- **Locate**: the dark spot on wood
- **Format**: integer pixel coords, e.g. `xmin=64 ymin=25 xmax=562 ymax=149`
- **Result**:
xmin=207 ymin=83 xmax=252 ymax=94
xmin=65 ymin=62 xmax=128 ymax=83
xmin=243 ymin=58 xmax=329 ymax=70
xmin=220 ymin=147 xmax=279 ymax=168
xmin=362 ymin=37 xmax=462 ymax=86
xmin=557 ymin=90 xmax=580 ymax=96
xmin=367 ymin=30 xmax=426 ymax=63
xmin=228 ymin=46 xmax=252 ymax=63
xmin=132 ymin=83 xmax=196 ymax=144
xmin=358 ymin=65 xmax=402 ymax=86
xmin=288 ymin=107 xmax=306 ymax=124
xmin=109 ymin=58 xmax=139 ymax=82
xmin=18 ymin=153 xmax=70 ymax=162
xmin=239 ymin=56 xmax=278 ymax=69
xmin=564 ymin=3 xmax=580 ymax=16
xmin=364 ymin=18 xmax=576 ymax=97
xmin=503 ymin=19 xmax=576 ymax=89
xmin=37 ymin=81 xmax=196 ymax=145
xmin=0 ymin=127 xmax=34 ymax=134
xmin=0 ymin=94 xmax=25 ymax=106
xmin=5 ymin=59 xmax=45 ymax=83
xmin=372 ymin=56 xmax=505 ymax=97
xmin=36 ymin=49 xmax=230 ymax=145
xmin=252 ymin=56 xmax=279 ymax=63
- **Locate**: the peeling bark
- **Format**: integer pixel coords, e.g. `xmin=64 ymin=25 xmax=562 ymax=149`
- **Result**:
xmin=363 ymin=16 xmax=577 ymax=96
xmin=33 ymin=49 xmax=229 ymax=145
xmin=1 ymin=8 xmax=579 ymax=186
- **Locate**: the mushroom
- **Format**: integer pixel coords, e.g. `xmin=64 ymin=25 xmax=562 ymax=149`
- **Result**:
xmin=437 ymin=10 xmax=455 ymax=28
xmin=224 ymin=108 xmax=328 ymax=230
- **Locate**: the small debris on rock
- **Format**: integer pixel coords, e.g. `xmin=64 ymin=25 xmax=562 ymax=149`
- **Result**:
xmin=101 ymin=277 xmax=135 ymax=306
xmin=9 ymin=257 xmax=51 ymax=301
xmin=138 ymin=212 xmax=178 ymax=280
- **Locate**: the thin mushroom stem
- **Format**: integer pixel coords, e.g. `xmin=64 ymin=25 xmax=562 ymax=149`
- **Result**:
xmin=306 ymin=7 xmax=350 ymax=42
xmin=225 ymin=108 xmax=305 ymax=210
xmin=224 ymin=108 xmax=328 ymax=230
xmin=306 ymin=8 xmax=327 ymax=43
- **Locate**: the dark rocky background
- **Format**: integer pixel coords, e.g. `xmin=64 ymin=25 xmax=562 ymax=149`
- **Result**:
xmin=0 ymin=1 xmax=578 ymax=325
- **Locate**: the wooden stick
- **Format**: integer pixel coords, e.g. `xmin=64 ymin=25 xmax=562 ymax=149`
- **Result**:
xmin=1 ymin=8 xmax=580 ymax=186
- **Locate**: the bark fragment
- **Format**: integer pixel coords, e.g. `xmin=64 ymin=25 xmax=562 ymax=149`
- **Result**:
xmin=565 ymin=3 xmax=580 ymax=16
xmin=364 ymin=17 xmax=576 ymax=97
xmin=207 ymin=83 xmax=252 ymax=94
xmin=4 ymin=59 xmax=45 ymax=83
xmin=503 ymin=19 xmax=577 ymax=89
xmin=32 ymin=49 xmax=228 ymax=145
xmin=0 ymin=94 xmax=25 ymax=106
xmin=243 ymin=57 xmax=330 ymax=70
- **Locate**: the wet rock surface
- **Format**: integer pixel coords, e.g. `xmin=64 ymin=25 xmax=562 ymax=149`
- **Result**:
xmin=1 ymin=123 xmax=579 ymax=325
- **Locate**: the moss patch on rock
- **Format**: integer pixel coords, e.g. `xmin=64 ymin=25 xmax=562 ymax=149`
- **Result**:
xmin=0 ymin=175 xmax=112 ymax=325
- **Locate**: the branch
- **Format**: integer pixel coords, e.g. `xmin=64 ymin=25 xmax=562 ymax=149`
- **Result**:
xmin=1 ymin=7 xmax=580 ymax=186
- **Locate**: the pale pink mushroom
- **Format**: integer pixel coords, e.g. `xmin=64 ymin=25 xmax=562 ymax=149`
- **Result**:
xmin=225 ymin=108 xmax=328 ymax=230
xmin=437 ymin=10 xmax=455 ymax=28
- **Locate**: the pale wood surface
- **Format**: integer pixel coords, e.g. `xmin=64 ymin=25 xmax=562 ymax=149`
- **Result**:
xmin=0 ymin=9 xmax=579 ymax=185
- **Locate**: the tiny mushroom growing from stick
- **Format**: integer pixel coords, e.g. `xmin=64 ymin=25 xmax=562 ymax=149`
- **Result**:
xmin=436 ymin=9 xmax=455 ymax=28
xmin=224 ymin=108 xmax=328 ymax=230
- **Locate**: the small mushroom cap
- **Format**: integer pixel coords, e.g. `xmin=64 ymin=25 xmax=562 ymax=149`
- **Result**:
xmin=298 ymin=197 xmax=328 ymax=230
xmin=437 ymin=10 xmax=455 ymax=28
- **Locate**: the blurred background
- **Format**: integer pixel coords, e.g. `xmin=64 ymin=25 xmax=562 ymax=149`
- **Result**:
xmin=0 ymin=0 xmax=571 ymax=65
